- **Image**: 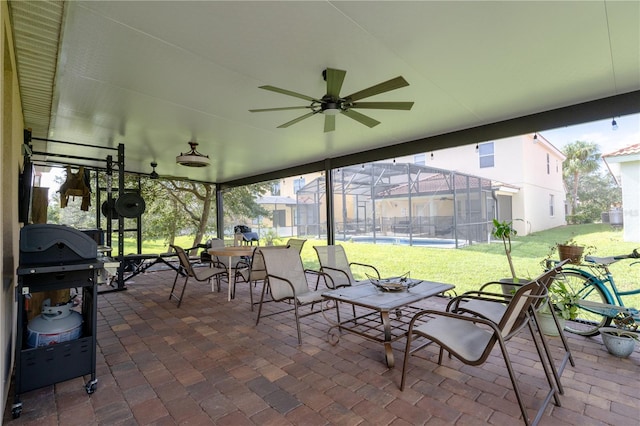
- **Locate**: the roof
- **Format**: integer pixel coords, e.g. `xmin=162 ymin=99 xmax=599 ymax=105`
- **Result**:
xmin=602 ymin=143 xmax=640 ymax=158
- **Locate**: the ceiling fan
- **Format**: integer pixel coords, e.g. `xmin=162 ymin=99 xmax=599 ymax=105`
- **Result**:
xmin=250 ymin=68 xmax=414 ymax=132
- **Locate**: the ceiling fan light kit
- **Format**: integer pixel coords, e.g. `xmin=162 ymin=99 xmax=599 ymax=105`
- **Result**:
xmin=176 ymin=141 xmax=210 ymax=167
xmin=250 ymin=68 xmax=414 ymax=132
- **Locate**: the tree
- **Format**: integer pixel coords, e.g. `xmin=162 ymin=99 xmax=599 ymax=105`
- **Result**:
xmin=142 ymin=178 xmax=272 ymax=250
xmin=564 ymin=170 xmax=621 ymax=223
xmin=562 ymin=141 xmax=601 ymax=215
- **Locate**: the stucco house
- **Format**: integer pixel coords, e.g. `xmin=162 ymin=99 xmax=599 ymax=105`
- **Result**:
xmin=603 ymin=143 xmax=640 ymax=242
xmin=396 ymin=133 xmax=567 ymax=236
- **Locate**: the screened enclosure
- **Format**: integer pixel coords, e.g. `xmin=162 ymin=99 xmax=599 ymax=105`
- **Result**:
xmin=296 ymin=162 xmax=494 ymax=248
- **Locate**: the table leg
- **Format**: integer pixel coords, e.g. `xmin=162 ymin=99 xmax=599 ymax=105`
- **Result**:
xmin=380 ymin=311 xmax=394 ymax=368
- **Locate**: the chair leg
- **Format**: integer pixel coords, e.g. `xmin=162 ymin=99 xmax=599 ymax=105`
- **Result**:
xmin=255 ymin=282 xmax=269 ymax=325
xmin=169 ymin=270 xmax=180 ymax=301
xmin=293 ymin=302 xmax=302 ymax=345
xmin=248 ymin=279 xmax=255 ymax=311
xmin=549 ymin=305 xmax=575 ymax=367
xmin=530 ymin=309 xmax=566 ymax=395
xmin=400 ymin=330 xmax=415 ymax=390
xmin=495 ymin=338 xmax=533 ymax=426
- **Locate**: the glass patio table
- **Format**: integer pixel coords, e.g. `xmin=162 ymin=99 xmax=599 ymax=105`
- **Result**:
xmin=321 ymin=279 xmax=455 ymax=367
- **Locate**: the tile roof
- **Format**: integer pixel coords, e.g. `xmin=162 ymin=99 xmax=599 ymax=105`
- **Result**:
xmin=602 ymin=142 xmax=640 ymax=157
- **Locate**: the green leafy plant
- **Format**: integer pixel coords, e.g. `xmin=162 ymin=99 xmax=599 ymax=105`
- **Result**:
xmin=602 ymin=328 xmax=639 ymax=340
xmin=491 ymin=219 xmax=518 ymax=281
xmin=543 ymin=280 xmax=579 ymax=320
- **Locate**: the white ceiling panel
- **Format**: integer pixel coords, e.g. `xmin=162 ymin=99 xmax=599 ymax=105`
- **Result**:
xmin=9 ymin=0 xmax=640 ymax=184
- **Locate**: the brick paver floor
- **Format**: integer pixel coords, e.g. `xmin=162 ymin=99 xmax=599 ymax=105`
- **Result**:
xmin=4 ymin=266 xmax=639 ymax=425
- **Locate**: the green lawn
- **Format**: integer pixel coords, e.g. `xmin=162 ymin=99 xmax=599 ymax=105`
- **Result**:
xmin=120 ymin=223 xmax=639 ymax=298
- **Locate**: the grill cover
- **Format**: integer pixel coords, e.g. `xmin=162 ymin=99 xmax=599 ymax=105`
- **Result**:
xmin=241 ymin=232 xmax=259 ymax=242
xmin=20 ymin=224 xmax=97 ymax=266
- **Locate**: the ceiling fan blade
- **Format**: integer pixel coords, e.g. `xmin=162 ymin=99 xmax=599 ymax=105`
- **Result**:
xmin=350 ymin=101 xmax=414 ymax=110
xmin=277 ymin=111 xmax=317 ymax=128
xmin=325 ymin=68 xmax=346 ymax=98
xmin=341 ymin=109 xmax=381 ymax=128
xmin=259 ymin=85 xmax=320 ymax=102
xmin=344 ymin=76 xmax=409 ymax=101
xmin=249 ymin=106 xmax=311 ymax=112
xmin=324 ymin=114 xmax=336 ymax=133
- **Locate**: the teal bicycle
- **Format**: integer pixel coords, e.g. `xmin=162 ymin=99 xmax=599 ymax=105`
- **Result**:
xmin=550 ymin=248 xmax=640 ymax=336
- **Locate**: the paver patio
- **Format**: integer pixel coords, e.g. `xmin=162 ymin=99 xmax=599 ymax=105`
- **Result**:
xmin=4 ymin=266 xmax=639 ymax=425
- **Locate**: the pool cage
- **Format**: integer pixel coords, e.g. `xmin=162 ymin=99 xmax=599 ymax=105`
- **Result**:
xmin=296 ymin=162 xmax=494 ymax=248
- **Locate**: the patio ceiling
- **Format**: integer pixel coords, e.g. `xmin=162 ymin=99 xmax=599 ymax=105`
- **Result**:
xmin=9 ymin=1 xmax=640 ymax=186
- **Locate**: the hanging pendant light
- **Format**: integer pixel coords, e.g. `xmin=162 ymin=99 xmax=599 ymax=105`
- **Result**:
xmin=176 ymin=141 xmax=210 ymax=167
xmin=149 ymin=162 xmax=159 ymax=179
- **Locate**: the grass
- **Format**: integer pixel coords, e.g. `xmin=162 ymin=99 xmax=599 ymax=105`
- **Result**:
xmin=119 ymin=223 xmax=639 ymax=301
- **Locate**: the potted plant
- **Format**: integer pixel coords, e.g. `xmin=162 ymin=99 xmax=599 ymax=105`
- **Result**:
xmin=556 ymin=238 xmax=585 ymax=264
xmin=491 ymin=219 xmax=521 ymax=293
xmin=541 ymin=237 xmax=595 ymax=268
xmin=538 ymin=279 xmax=578 ymax=336
xmin=599 ymin=327 xmax=638 ymax=358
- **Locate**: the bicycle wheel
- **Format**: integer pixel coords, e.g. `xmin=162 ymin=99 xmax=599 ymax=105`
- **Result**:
xmin=553 ymin=271 xmax=611 ymax=336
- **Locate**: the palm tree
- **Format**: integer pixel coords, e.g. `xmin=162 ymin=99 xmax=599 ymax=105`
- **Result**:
xmin=563 ymin=141 xmax=601 ymax=215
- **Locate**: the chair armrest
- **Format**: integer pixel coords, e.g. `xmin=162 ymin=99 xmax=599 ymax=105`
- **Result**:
xmin=318 ymin=265 xmax=352 ymax=283
xmin=349 ymin=262 xmax=380 ymax=279
xmin=264 ymin=273 xmax=299 ymax=302
xmin=407 ymin=308 xmax=501 ymax=335
xmin=305 ymin=269 xmax=337 ymax=289
xmin=477 ymin=280 xmax=528 ymax=292
xmin=446 ymin=290 xmax=511 ymax=312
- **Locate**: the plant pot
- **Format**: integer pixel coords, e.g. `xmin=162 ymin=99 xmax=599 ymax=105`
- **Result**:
xmin=499 ymin=277 xmax=525 ymax=296
xmin=537 ymin=311 xmax=565 ymax=336
xmin=599 ymin=327 xmax=637 ymax=358
xmin=557 ymin=244 xmax=584 ymax=264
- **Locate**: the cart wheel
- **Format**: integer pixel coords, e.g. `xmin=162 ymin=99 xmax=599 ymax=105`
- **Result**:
xmin=11 ymin=403 xmax=22 ymax=419
xmin=85 ymin=379 xmax=98 ymax=394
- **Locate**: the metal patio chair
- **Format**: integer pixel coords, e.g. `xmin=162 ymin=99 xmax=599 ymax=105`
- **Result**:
xmin=446 ymin=260 xmax=574 ymax=393
xmin=256 ymin=247 xmax=327 ymax=344
xmin=234 ymin=245 xmax=287 ymax=310
xmin=401 ymin=281 xmax=559 ymax=426
xmin=313 ymin=245 xmax=380 ymax=289
xmin=285 ymin=238 xmax=307 ymax=253
xmin=169 ymin=244 xmax=227 ymax=307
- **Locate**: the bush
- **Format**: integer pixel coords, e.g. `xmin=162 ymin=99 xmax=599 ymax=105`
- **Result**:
xmin=566 ymin=214 xmax=591 ymax=224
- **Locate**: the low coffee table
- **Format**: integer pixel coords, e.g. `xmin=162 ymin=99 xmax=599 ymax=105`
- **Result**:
xmin=322 ymin=280 xmax=455 ymax=367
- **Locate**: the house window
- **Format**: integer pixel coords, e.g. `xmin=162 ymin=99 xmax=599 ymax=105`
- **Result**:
xmin=294 ymin=177 xmax=305 ymax=193
xmin=549 ymin=194 xmax=555 ymax=217
xmin=546 ymin=153 xmax=550 ymax=174
xmin=478 ymin=142 xmax=494 ymax=168
xmin=414 ymin=153 xmax=425 ymax=165
xmin=271 ymin=182 xmax=280 ymax=196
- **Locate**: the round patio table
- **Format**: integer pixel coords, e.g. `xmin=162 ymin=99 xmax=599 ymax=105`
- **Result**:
xmin=208 ymin=246 xmax=255 ymax=301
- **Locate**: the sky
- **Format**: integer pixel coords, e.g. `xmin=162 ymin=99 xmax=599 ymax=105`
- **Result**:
xmin=540 ymin=113 xmax=640 ymax=154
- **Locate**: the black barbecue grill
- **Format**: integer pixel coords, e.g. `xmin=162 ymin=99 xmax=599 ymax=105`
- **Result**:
xmin=13 ymin=224 xmax=102 ymax=419
xmin=234 ymin=225 xmax=259 ymax=244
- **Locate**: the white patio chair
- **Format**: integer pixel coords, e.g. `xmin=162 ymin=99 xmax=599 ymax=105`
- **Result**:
xmin=234 ymin=245 xmax=287 ymax=310
xmin=313 ymin=245 xmax=380 ymax=289
xmin=256 ymin=247 xmax=327 ymax=344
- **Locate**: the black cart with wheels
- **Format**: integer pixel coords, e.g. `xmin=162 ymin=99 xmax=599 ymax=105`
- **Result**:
xmin=12 ymin=225 xmax=102 ymax=419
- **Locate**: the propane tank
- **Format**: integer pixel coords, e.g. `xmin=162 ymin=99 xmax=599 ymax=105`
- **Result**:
xmin=27 ymin=298 xmax=83 ymax=348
